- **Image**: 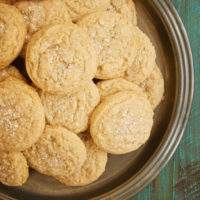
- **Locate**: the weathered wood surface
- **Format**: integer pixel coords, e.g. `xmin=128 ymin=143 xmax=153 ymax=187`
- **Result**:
xmin=130 ymin=0 xmax=200 ymax=199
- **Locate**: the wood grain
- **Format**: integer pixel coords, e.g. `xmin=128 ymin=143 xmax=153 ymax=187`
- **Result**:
xmin=130 ymin=0 xmax=200 ymax=199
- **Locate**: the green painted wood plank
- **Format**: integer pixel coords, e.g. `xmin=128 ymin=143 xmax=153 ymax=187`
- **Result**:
xmin=130 ymin=0 xmax=200 ymax=199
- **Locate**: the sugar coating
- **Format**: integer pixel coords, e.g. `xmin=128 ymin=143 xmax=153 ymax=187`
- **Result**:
xmin=108 ymin=0 xmax=137 ymax=26
xmin=40 ymin=82 xmax=100 ymax=133
xmin=0 ymin=151 xmax=29 ymax=186
xmin=0 ymin=3 xmax=26 ymax=69
xmin=24 ymin=126 xmax=87 ymax=177
xmin=77 ymin=11 xmax=137 ymax=79
xmin=97 ymin=78 xmax=146 ymax=101
xmin=0 ymin=65 xmax=25 ymax=82
xmin=15 ymin=0 xmax=72 ymax=57
xmin=140 ymin=64 xmax=164 ymax=110
xmin=62 ymin=0 xmax=110 ymax=22
xmin=55 ymin=132 xmax=107 ymax=186
xmin=123 ymin=27 xmax=156 ymax=84
xmin=0 ymin=79 xmax=45 ymax=152
xmin=26 ymin=24 xmax=98 ymax=93
xmin=90 ymin=91 xmax=154 ymax=154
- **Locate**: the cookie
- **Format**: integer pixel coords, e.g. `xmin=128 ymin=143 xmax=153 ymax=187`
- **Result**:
xmin=26 ymin=24 xmax=97 ymax=93
xmin=108 ymin=0 xmax=137 ymax=26
xmin=97 ymin=78 xmax=146 ymax=101
xmin=0 ymin=151 xmax=29 ymax=186
xmin=0 ymin=65 xmax=25 ymax=82
xmin=0 ymin=3 xmax=26 ymax=69
xmin=140 ymin=64 xmax=164 ymax=109
xmin=55 ymin=132 xmax=107 ymax=186
xmin=62 ymin=0 xmax=110 ymax=22
xmin=0 ymin=79 xmax=45 ymax=152
xmin=77 ymin=11 xmax=137 ymax=79
xmin=40 ymin=81 xmax=100 ymax=134
xmin=90 ymin=91 xmax=154 ymax=154
xmin=122 ymin=27 xmax=156 ymax=84
xmin=15 ymin=0 xmax=72 ymax=57
xmin=24 ymin=126 xmax=87 ymax=177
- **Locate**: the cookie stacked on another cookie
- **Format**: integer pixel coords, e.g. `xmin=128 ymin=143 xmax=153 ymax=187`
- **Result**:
xmin=77 ymin=11 xmax=137 ymax=79
xmin=0 ymin=0 xmax=165 ymax=188
xmin=23 ymin=16 xmax=106 ymax=185
xmin=14 ymin=0 xmax=72 ymax=57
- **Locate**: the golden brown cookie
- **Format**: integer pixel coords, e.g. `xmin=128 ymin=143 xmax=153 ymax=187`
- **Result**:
xmin=15 ymin=0 xmax=72 ymax=57
xmin=108 ymin=0 xmax=137 ymax=26
xmin=97 ymin=78 xmax=146 ymax=101
xmin=24 ymin=126 xmax=87 ymax=177
xmin=90 ymin=91 xmax=154 ymax=154
xmin=55 ymin=132 xmax=107 ymax=186
xmin=62 ymin=0 xmax=110 ymax=22
xmin=0 ymin=79 xmax=45 ymax=152
xmin=122 ymin=27 xmax=156 ymax=84
xmin=0 ymin=3 xmax=26 ymax=69
xmin=0 ymin=151 xmax=29 ymax=186
xmin=140 ymin=64 xmax=164 ymax=109
xmin=26 ymin=24 xmax=97 ymax=93
xmin=77 ymin=11 xmax=137 ymax=79
xmin=40 ymin=82 xmax=100 ymax=134
xmin=0 ymin=65 xmax=25 ymax=82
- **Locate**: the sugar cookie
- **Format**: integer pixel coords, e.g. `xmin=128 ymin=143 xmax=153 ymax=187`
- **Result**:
xmin=0 ymin=3 xmax=26 ymax=69
xmin=108 ymin=0 xmax=137 ymax=26
xmin=15 ymin=0 xmax=71 ymax=57
xmin=77 ymin=11 xmax=137 ymax=79
xmin=0 ymin=79 xmax=45 ymax=151
xmin=55 ymin=132 xmax=107 ymax=186
xmin=26 ymin=24 xmax=97 ymax=93
xmin=24 ymin=126 xmax=87 ymax=177
xmin=40 ymin=82 xmax=100 ymax=133
xmin=0 ymin=151 xmax=29 ymax=186
xmin=123 ymin=27 xmax=156 ymax=84
xmin=90 ymin=91 xmax=154 ymax=154
xmin=62 ymin=0 xmax=110 ymax=22
xmin=97 ymin=78 xmax=146 ymax=101
xmin=140 ymin=64 xmax=164 ymax=109
xmin=0 ymin=65 xmax=25 ymax=82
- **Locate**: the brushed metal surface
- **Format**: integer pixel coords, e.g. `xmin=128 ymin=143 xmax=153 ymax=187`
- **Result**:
xmin=0 ymin=0 xmax=194 ymax=199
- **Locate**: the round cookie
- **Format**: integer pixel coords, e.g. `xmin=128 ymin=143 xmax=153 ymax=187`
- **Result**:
xmin=40 ymin=81 xmax=100 ymax=134
xmin=24 ymin=126 xmax=87 ymax=177
xmin=0 ymin=65 xmax=25 ymax=82
xmin=15 ymin=0 xmax=72 ymax=57
xmin=122 ymin=27 xmax=156 ymax=84
xmin=55 ymin=132 xmax=107 ymax=186
xmin=140 ymin=64 xmax=164 ymax=109
xmin=108 ymin=0 xmax=137 ymax=26
xmin=90 ymin=91 xmax=154 ymax=154
xmin=0 ymin=79 xmax=45 ymax=152
xmin=97 ymin=78 xmax=146 ymax=101
xmin=26 ymin=24 xmax=97 ymax=93
xmin=0 ymin=3 xmax=26 ymax=69
xmin=77 ymin=11 xmax=137 ymax=79
xmin=62 ymin=0 xmax=110 ymax=22
xmin=0 ymin=151 xmax=29 ymax=186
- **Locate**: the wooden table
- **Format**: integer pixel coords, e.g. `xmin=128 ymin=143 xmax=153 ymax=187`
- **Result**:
xmin=130 ymin=1 xmax=200 ymax=199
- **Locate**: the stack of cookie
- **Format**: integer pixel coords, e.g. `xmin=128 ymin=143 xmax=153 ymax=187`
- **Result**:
xmin=0 ymin=0 xmax=164 ymax=187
